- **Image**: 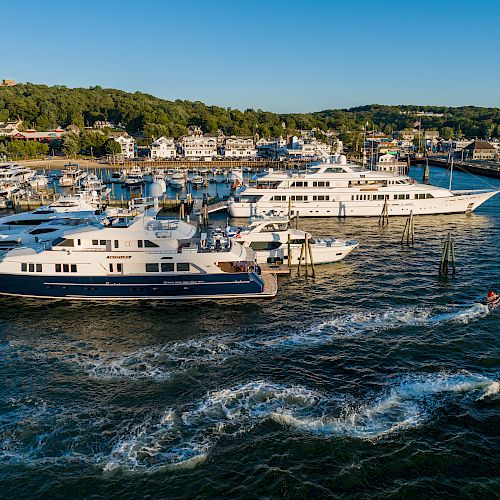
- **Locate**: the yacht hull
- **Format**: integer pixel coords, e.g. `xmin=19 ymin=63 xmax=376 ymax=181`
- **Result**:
xmin=228 ymin=191 xmax=498 ymax=218
xmin=0 ymin=272 xmax=276 ymax=300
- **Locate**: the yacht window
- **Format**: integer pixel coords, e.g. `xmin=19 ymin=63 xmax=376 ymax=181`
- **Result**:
xmin=144 ymin=240 xmax=159 ymax=248
xmin=161 ymin=262 xmax=174 ymax=272
xmin=63 ymin=264 xmax=69 ymax=272
xmin=77 ymin=239 xmax=81 ymax=245
xmin=109 ymin=264 xmax=113 ymax=272
xmin=138 ymin=240 xmax=143 ymax=248
xmin=29 ymin=228 xmax=58 ymax=235
xmin=21 ymin=263 xmax=27 ymax=272
xmin=313 ymin=181 xmax=327 ymax=187
xmin=177 ymin=263 xmax=190 ymax=271
xmin=36 ymin=264 xmax=42 ymax=272
xmin=114 ymin=240 xmax=119 ymax=248
xmin=272 ymin=195 xmax=286 ymax=201
xmin=55 ymin=264 xmax=61 ymax=272
xmin=249 ymin=241 xmax=282 ymax=251
xmin=55 ymin=238 xmax=74 ymax=247
xmin=290 ymin=239 xmax=305 ymax=244
xmin=351 ymin=195 xmax=355 ymax=200
xmin=92 ymin=240 xmax=98 ymax=245
xmin=117 ymin=263 xmax=123 ymax=273
xmin=146 ymin=263 xmax=159 ymax=272
xmin=29 ymin=264 xmax=34 ymax=272
xmin=99 ymin=240 xmax=106 ymax=245
xmin=426 ymin=193 xmax=434 ymax=199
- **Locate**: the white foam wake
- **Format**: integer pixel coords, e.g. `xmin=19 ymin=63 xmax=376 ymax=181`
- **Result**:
xmin=266 ymin=303 xmax=491 ymax=347
xmin=101 ymin=372 xmax=498 ymax=471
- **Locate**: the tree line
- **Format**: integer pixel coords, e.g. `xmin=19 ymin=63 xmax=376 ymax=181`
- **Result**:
xmin=1 ymin=84 xmax=500 ymax=154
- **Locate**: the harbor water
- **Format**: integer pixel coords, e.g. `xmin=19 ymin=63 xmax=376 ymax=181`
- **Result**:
xmin=0 ymin=165 xmax=498 ymax=497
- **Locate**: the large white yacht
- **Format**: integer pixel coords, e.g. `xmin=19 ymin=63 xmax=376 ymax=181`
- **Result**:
xmin=0 ymin=206 xmax=277 ymax=300
xmin=225 ymin=216 xmax=358 ymax=265
xmin=227 ymin=155 xmax=499 ymax=218
xmin=0 ymin=163 xmax=36 ymax=184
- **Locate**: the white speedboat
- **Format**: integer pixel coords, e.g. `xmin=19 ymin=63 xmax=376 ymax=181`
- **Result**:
xmin=0 ymin=204 xmax=277 ymax=300
xmin=0 ymin=164 xmax=36 ymax=184
xmin=226 ymin=215 xmax=358 ymax=265
xmin=29 ymin=174 xmax=49 ymax=189
xmin=59 ymin=166 xmax=88 ymax=187
xmin=123 ymin=167 xmax=144 ymax=188
xmin=227 ymin=155 xmax=499 ymax=217
xmin=109 ymin=169 xmax=126 ymax=183
xmin=170 ymin=172 xmax=186 ymax=189
xmin=190 ymin=175 xmax=204 ymax=188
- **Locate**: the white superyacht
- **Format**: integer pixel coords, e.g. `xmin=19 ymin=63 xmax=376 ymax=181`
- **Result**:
xmin=227 ymin=155 xmax=498 ymax=218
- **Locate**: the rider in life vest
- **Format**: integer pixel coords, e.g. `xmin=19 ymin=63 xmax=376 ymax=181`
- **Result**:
xmin=487 ymin=290 xmax=498 ymax=302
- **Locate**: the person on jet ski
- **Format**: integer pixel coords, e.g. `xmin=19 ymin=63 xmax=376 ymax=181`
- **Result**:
xmin=487 ymin=290 xmax=499 ymax=302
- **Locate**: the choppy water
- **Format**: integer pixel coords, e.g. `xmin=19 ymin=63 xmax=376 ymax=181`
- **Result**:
xmin=0 ymin=165 xmax=499 ymax=498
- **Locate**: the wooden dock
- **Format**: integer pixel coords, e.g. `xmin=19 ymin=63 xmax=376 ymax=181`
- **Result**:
xmin=414 ymin=156 xmax=500 ymax=179
xmin=259 ymin=263 xmax=291 ymax=275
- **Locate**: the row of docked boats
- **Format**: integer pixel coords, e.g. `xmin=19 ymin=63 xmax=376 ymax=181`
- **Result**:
xmin=0 ymin=182 xmax=358 ymax=300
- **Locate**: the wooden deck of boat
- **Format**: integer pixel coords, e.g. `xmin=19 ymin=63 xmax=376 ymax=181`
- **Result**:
xmin=261 ymin=273 xmax=279 ymax=297
xmin=259 ymin=263 xmax=291 ymax=275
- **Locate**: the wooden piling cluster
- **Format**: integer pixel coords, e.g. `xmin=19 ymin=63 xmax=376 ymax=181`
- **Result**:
xmin=439 ymin=233 xmax=456 ymax=275
xmin=297 ymin=235 xmax=315 ymax=277
xmin=401 ymin=211 xmax=415 ymax=245
xmin=379 ymin=198 xmax=389 ymax=226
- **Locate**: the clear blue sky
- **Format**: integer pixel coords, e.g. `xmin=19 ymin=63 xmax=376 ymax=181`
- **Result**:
xmin=3 ymin=0 xmax=499 ymax=112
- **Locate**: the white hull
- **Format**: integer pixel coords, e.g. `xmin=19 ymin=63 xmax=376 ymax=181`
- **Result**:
xmin=228 ymin=191 xmax=498 ymax=218
xmin=253 ymin=242 xmax=357 ymax=265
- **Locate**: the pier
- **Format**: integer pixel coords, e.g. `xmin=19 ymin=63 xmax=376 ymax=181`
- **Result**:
xmin=413 ymin=156 xmax=500 ymax=179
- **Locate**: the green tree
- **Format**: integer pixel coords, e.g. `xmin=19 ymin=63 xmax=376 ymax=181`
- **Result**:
xmin=104 ymin=139 xmax=121 ymax=155
xmin=440 ymin=127 xmax=454 ymax=140
xmin=61 ymin=133 xmax=80 ymax=156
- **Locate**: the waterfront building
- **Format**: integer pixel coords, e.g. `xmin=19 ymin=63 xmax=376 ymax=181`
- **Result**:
xmin=150 ymin=137 xmax=176 ymax=159
xmin=11 ymin=129 xmax=65 ymax=142
xmin=288 ymin=136 xmax=332 ymax=158
xmin=256 ymin=137 xmax=288 ymax=159
xmin=113 ymin=134 xmax=136 ymax=159
xmin=374 ymin=153 xmax=409 ymax=175
xmin=178 ymin=133 xmax=217 ymax=160
xmin=0 ymin=79 xmax=16 ymax=87
xmin=462 ymin=140 xmax=497 ymax=161
xmin=223 ymin=137 xmax=257 ymax=158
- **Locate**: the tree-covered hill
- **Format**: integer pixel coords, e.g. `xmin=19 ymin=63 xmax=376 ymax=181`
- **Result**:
xmin=1 ymin=84 xmax=499 ymax=145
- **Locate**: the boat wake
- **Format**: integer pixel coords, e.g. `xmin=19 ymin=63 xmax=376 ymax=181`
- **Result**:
xmin=102 ymin=371 xmax=498 ymax=471
xmin=265 ymin=303 xmax=491 ymax=347
xmin=3 ymin=337 xmax=237 ymax=381
xmin=1 ymin=372 xmax=496 ymax=471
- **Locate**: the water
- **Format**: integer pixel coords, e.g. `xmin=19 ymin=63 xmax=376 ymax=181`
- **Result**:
xmin=0 ymin=165 xmax=498 ymax=498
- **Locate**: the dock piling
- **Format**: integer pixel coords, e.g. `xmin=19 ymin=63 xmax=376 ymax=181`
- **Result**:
xmin=401 ymin=210 xmax=415 ymax=245
xmin=379 ymin=199 xmax=389 ymax=226
xmin=439 ymin=233 xmax=456 ymax=275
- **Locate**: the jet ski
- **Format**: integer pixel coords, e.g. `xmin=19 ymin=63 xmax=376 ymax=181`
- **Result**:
xmin=483 ymin=294 xmax=500 ymax=307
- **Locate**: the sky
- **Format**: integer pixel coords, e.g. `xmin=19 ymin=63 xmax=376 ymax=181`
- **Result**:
xmin=2 ymin=0 xmax=499 ymax=113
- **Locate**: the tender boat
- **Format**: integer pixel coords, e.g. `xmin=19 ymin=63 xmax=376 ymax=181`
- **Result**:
xmin=59 ymin=166 xmax=88 ymax=187
xmin=228 ymin=155 xmax=499 ymax=217
xmin=123 ymin=167 xmax=144 ymax=188
xmin=226 ymin=215 xmax=358 ymax=265
xmin=190 ymin=175 xmax=204 ymax=188
xmin=170 ymin=172 xmax=186 ymax=189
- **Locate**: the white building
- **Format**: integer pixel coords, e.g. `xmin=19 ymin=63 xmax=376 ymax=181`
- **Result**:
xmin=179 ymin=134 xmax=217 ymax=159
xmin=113 ymin=135 xmax=135 ymax=159
xmin=150 ymin=137 xmax=176 ymax=159
xmin=223 ymin=137 xmax=257 ymax=158
xmin=288 ymin=136 xmax=332 ymax=158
